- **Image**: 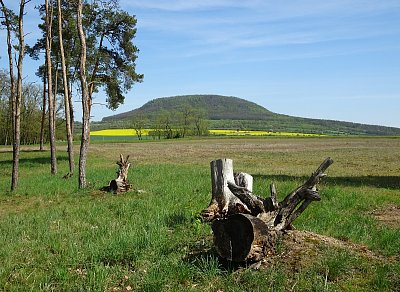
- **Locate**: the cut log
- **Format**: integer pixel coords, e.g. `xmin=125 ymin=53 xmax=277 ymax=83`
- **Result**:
xmin=201 ymin=157 xmax=333 ymax=262
xmin=212 ymin=214 xmax=281 ymax=262
xmin=101 ymin=154 xmax=132 ymax=193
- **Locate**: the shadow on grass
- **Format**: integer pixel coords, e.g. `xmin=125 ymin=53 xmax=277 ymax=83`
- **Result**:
xmin=0 ymin=155 xmax=68 ymax=166
xmin=253 ymin=174 xmax=400 ymax=190
xmin=183 ymin=246 xmax=254 ymax=273
xmin=164 ymin=212 xmax=189 ymax=229
xmin=0 ymin=148 xmax=49 ymax=153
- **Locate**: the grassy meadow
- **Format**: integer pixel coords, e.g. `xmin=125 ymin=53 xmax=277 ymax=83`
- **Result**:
xmin=0 ymin=137 xmax=399 ymax=291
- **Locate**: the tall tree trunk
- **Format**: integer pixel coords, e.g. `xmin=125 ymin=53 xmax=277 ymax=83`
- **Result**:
xmin=77 ymin=0 xmax=90 ymax=188
xmin=53 ymin=61 xmax=58 ymax=131
xmin=13 ymin=0 xmax=26 ymax=190
xmin=39 ymin=72 xmax=47 ymax=151
xmin=1 ymin=0 xmax=17 ymax=190
xmin=45 ymin=0 xmax=57 ymax=174
xmin=68 ymin=80 xmax=74 ymax=136
xmin=57 ymin=0 xmax=74 ymax=176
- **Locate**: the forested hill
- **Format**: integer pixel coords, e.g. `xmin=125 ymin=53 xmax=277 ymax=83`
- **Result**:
xmin=103 ymin=94 xmax=275 ymax=121
xmin=101 ymin=94 xmax=400 ymax=136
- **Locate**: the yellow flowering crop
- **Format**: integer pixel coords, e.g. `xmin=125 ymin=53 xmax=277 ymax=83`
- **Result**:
xmin=209 ymin=129 xmax=323 ymax=137
xmin=91 ymin=128 xmax=323 ymax=137
xmin=90 ymin=129 xmax=152 ymax=136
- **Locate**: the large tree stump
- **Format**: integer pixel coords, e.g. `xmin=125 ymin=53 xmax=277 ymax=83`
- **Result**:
xmin=101 ymin=154 xmax=132 ymax=193
xmin=201 ymin=159 xmax=253 ymax=221
xmin=201 ymin=158 xmax=333 ymax=262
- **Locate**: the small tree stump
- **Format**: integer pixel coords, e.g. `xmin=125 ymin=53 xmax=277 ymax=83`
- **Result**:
xmin=101 ymin=154 xmax=132 ymax=193
xmin=201 ymin=157 xmax=333 ymax=262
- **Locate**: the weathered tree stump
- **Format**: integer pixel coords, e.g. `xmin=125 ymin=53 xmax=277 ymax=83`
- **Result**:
xmin=101 ymin=154 xmax=132 ymax=193
xmin=201 ymin=157 xmax=333 ymax=262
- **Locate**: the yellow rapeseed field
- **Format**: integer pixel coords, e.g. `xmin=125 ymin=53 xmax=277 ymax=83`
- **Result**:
xmin=90 ymin=128 xmax=323 ymax=137
xmin=208 ymin=129 xmax=322 ymax=137
xmin=90 ymin=129 xmax=152 ymax=136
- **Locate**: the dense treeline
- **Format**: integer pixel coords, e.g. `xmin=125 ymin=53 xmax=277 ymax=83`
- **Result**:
xmin=209 ymin=117 xmax=400 ymax=136
xmin=131 ymin=105 xmax=209 ymax=139
xmin=0 ymin=70 xmax=70 ymax=145
xmin=103 ymin=94 xmax=400 ymax=136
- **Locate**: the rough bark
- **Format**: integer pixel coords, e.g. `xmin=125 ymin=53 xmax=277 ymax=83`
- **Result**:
xmin=101 ymin=154 xmax=132 ymax=193
xmin=77 ymin=0 xmax=90 ymax=188
xmin=68 ymin=82 xmax=74 ymax=136
xmin=58 ymin=0 xmax=74 ymax=177
xmin=201 ymin=157 xmax=333 ymax=262
xmin=45 ymin=0 xmax=57 ymax=175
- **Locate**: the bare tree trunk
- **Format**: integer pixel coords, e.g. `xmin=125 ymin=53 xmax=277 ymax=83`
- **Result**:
xmin=53 ymin=61 xmax=58 ymax=131
xmin=77 ymin=0 xmax=90 ymax=188
xmin=39 ymin=73 xmax=47 ymax=151
xmin=45 ymin=0 xmax=57 ymax=175
xmin=13 ymin=0 xmax=27 ymax=190
xmin=57 ymin=0 xmax=74 ymax=176
xmin=14 ymin=1 xmax=26 ymax=191
xmin=68 ymin=81 xmax=74 ymax=136
xmin=1 ymin=0 xmax=17 ymax=190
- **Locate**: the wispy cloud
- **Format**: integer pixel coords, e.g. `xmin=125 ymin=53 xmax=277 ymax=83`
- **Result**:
xmin=123 ymin=0 xmax=400 ymax=62
xmin=124 ymin=0 xmax=400 ymax=16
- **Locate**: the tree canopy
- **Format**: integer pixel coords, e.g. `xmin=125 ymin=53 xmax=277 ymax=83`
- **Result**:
xmin=27 ymin=0 xmax=143 ymax=111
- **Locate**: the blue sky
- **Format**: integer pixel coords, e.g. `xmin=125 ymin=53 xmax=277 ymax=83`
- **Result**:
xmin=1 ymin=0 xmax=400 ymax=127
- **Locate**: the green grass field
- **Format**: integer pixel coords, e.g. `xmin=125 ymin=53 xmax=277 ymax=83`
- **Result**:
xmin=0 ymin=137 xmax=399 ymax=291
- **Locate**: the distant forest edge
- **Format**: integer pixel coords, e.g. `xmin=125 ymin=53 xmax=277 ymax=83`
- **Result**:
xmin=98 ymin=95 xmax=400 ymax=136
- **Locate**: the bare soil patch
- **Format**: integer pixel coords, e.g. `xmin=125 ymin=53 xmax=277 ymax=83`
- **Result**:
xmin=259 ymin=230 xmax=396 ymax=271
xmin=372 ymin=204 xmax=400 ymax=228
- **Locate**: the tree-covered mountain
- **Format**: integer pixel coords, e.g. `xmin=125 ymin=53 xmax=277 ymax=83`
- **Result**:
xmin=103 ymin=94 xmax=275 ymax=121
xmin=101 ymin=94 xmax=400 ymax=136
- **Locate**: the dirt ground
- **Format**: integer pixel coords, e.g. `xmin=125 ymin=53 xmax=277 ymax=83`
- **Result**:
xmin=257 ymin=229 xmax=399 ymax=273
xmin=372 ymin=204 xmax=400 ymax=229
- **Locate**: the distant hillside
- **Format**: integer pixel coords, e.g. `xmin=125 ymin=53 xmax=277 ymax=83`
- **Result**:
xmin=102 ymin=95 xmax=275 ymax=121
xmin=101 ymin=94 xmax=400 ymax=136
